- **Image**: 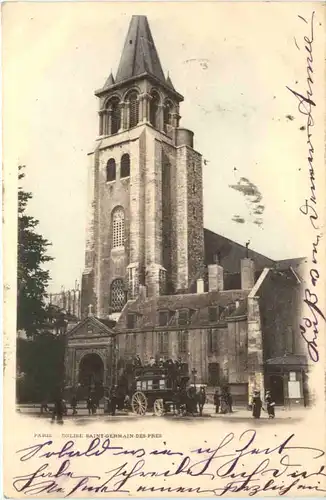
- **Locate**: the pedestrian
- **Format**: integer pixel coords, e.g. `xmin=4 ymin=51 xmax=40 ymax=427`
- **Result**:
xmin=220 ymin=387 xmax=230 ymax=414
xmin=213 ymin=388 xmax=220 ymax=414
xmin=110 ymin=386 xmax=117 ymax=416
xmin=71 ymin=394 xmax=78 ymax=415
xmin=198 ymin=386 xmax=206 ymax=416
xmin=40 ymin=398 xmax=49 ymax=414
xmin=265 ymin=391 xmax=275 ymax=419
xmin=51 ymin=394 xmax=64 ymax=424
xmin=87 ymin=395 xmax=93 ymax=416
xmin=62 ymin=399 xmax=68 ymax=416
xmin=227 ymin=390 xmax=233 ymax=413
xmin=124 ymin=394 xmax=130 ymax=411
xmin=252 ymin=390 xmax=262 ymax=419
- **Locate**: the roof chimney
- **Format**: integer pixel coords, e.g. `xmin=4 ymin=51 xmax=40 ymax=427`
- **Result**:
xmin=196 ymin=278 xmax=204 ymax=294
xmin=208 ymin=264 xmax=224 ymax=291
xmin=241 ymin=258 xmax=255 ymax=289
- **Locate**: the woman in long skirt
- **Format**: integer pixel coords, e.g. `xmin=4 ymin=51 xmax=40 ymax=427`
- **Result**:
xmin=252 ymin=390 xmax=262 ymax=419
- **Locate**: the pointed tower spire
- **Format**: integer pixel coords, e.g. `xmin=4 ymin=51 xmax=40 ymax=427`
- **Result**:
xmin=103 ymin=71 xmax=115 ymax=89
xmin=115 ymin=15 xmax=165 ymax=84
xmin=166 ymin=73 xmax=175 ymax=90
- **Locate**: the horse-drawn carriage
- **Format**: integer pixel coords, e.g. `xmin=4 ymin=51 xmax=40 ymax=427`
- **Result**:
xmin=117 ymin=362 xmax=204 ymax=417
xmin=129 ymin=365 xmax=183 ymax=416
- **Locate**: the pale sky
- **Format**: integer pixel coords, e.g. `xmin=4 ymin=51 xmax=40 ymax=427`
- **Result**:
xmin=3 ymin=2 xmax=325 ymax=292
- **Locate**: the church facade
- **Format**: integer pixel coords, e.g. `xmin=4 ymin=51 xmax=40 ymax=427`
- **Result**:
xmin=66 ymin=15 xmax=308 ymax=406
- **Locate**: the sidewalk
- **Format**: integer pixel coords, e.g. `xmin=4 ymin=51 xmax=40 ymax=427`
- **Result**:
xmin=17 ymin=403 xmax=307 ymax=420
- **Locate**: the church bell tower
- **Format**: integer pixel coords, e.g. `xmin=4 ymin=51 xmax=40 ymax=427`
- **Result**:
xmin=81 ymin=15 xmax=204 ymax=319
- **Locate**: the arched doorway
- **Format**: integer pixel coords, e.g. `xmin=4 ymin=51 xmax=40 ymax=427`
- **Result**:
xmin=78 ymin=353 xmax=104 ymax=400
xmin=270 ymin=375 xmax=284 ymax=405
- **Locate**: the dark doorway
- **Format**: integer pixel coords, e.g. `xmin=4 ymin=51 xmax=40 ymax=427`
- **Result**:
xmin=79 ymin=353 xmax=104 ymax=388
xmin=269 ymin=375 xmax=284 ymax=404
xmin=208 ymin=363 xmax=220 ymax=386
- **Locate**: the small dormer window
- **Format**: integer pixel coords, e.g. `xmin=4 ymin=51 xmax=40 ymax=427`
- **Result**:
xmin=127 ymin=313 xmax=136 ymax=329
xmin=159 ymin=310 xmax=169 ymax=327
xmin=178 ymin=309 xmax=189 ymax=326
xmin=208 ymin=306 xmax=219 ymax=323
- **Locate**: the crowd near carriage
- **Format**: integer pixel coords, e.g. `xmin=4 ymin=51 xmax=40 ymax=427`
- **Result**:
xmin=44 ymin=355 xmax=275 ymax=421
xmin=40 ymin=355 xmax=277 ymax=421
xmin=49 ymin=355 xmax=208 ymax=419
xmin=115 ymin=356 xmax=207 ymax=417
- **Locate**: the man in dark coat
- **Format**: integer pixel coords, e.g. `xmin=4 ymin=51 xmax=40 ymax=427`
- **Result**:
xmin=51 ymin=394 xmax=64 ymax=424
xmin=110 ymin=386 xmax=117 ymax=416
xmin=87 ymin=395 xmax=93 ymax=415
xmin=265 ymin=391 xmax=275 ymax=418
xmin=71 ymin=394 xmax=78 ymax=415
xmin=227 ymin=390 xmax=233 ymax=413
xmin=213 ymin=388 xmax=220 ymax=414
xmin=198 ymin=387 xmax=206 ymax=416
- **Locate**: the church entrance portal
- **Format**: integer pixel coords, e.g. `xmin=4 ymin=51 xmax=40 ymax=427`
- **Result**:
xmin=269 ymin=375 xmax=284 ymax=405
xmin=78 ymin=354 xmax=104 ymax=399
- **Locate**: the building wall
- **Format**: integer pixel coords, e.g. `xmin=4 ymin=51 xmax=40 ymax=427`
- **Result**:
xmin=82 ymin=117 xmax=205 ymax=317
xmin=259 ymin=272 xmax=304 ymax=360
xmin=186 ymin=147 xmax=204 ymax=289
xmin=115 ymin=318 xmax=248 ymax=386
xmin=97 ymin=139 xmax=132 ymax=317
xmin=49 ymin=288 xmax=81 ymax=319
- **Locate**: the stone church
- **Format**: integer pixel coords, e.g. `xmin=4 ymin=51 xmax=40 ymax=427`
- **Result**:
xmin=65 ymin=15 xmax=309 ymax=405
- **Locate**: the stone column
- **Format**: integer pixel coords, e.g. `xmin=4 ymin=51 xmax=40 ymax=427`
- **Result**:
xmin=143 ymin=93 xmax=152 ymax=123
xmin=119 ymin=102 xmax=126 ymax=131
xmin=107 ymin=109 xmax=112 ymax=136
xmin=98 ymin=110 xmax=104 ymax=136
xmin=138 ymin=94 xmax=144 ymax=122
xmin=170 ymin=112 xmax=180 ymax=128
xmin=158 ymin=104 xmax=165 ymax=131
xmin=102 ymin=111 xmax=108 ymax=136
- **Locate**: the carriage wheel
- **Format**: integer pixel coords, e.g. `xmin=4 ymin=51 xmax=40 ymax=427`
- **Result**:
xmin=131 ymin=391 xmax=147 ymax=415
xmin=153 ymin=399 xmax=164 ymax=417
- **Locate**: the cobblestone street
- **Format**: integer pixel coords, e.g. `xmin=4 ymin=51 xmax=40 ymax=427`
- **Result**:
xmin=17 ymin=403 xmax=306 ymax=425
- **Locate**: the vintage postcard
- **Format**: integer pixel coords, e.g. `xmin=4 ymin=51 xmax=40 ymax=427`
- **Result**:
xmin=2 ymin=1 xmax=326 ymax=498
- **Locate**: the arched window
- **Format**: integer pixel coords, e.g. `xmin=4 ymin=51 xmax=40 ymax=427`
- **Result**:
xmin=164 ymin=100 xmax=173 ymax=132
xmin=106 ymin=158 xmax=116 ymax=182
xmin=110 ymin=279 xmax=126 ymax=312
xmin=150 ymin=91 xmax=160 ymax=128
xmin=110 ymin=97 xmax=120 ymax=134
xmin=112 ymin=206 xmax=125 ymax=248
xmin=128 ymin=91 xmax=139 ymax=128
xmin=120 ymin=153 xmax=130 ymax=178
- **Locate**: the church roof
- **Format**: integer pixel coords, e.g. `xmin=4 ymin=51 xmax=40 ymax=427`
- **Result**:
xmin=115 ymin=289 xmax=249 ymax=331
xmin=204 ymin=228 xmax=275 ymax=273
xmin=115 ymin=15 xmax=166 ymax=85
xmin=265 ymin=354 xmax=307 ymax=366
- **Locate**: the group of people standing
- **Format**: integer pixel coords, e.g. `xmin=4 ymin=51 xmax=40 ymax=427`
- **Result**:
xmin=174 ymin=385 xmax=207 ymax=416
xmin=251 ymin=390 xmax=275 ymax=419
xmin=213 ymin=387 xmax=276 ymax=419
xmin=213 ymin=386 xmax=233 ymax=414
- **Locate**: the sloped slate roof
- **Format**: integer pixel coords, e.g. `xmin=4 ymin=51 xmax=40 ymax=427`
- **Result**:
xmin=115 ymin=289 xmax=249 ymax=331
xmin=265 ymin=354 xmax=307 ymax=366
xmin=204 ymin=228 xmax=275 ymax=273
xmin=115 ymin=15 xmax=166 ymax=85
